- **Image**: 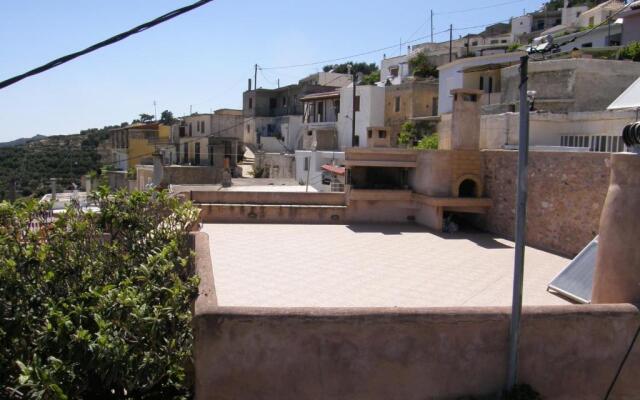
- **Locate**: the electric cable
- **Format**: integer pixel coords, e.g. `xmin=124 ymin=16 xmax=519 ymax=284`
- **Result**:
xmin=0 ymin=0 xmax=215 ymax=90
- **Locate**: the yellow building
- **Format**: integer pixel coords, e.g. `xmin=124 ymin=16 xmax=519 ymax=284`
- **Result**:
xmin=110 ymin=123 xmax=171 ymax=170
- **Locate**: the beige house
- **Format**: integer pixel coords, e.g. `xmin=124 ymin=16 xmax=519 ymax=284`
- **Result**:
xmin=384 ymin=78 xmax=439 ymax=140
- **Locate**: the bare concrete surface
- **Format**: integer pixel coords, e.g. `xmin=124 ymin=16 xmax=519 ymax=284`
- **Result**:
xmin=202 ymin=223 xmax=570 ymax=307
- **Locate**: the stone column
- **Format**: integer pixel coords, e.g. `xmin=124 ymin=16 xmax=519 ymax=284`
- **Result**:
xmin=592 ymin=153 xmax=640 ymax=304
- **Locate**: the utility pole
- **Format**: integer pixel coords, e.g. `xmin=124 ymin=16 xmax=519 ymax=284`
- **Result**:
xmin=430 ymin=10 xmax=434 ymax=43
xmin=189 ymin=105 xmax=192 ymax=115
xmin=254 ymin=64 xmax=258 ymax=90
xmin=507 ymin=55 xmax=530 ymax=391
xmin=399 ymin=38 xmax=402 ymax=55
xmin=449 ymin=24 xmax=453 ymax=62
xmin=607 ymin=12 xmax=612 ymax=46
xmin=277 ymin=78 xmax=280 ymax=88
xmin=348 ymin=64 xmax=357 ymax=147
xmin=153 ymin=100 xmax=157 ymax=121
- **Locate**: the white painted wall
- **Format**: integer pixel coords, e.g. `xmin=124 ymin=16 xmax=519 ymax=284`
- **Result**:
xmin=336 ymin=85 xmax=386 ymax=149
xmin=439 ymin=109 xmax=636 ymax=150
xmin=512 ymin=15 xmax=533 ymax=38
xmin=294 ymin=150 xmax=345 ymax=187
xmin=437 ymin=52 xmax=526 ymax=115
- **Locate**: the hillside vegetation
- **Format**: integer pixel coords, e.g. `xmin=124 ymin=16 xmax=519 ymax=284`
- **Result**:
xmin=0 ymin=127 xmax=114 ymax=200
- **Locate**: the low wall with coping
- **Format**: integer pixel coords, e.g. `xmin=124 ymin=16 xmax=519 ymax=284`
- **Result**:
xmin=190 ymin=190 xmax=345 ymax=206
xmin=481 ymin=150 xmax=610 ymax=257
xmin=191 ymin=232 xmax=640 ymax=399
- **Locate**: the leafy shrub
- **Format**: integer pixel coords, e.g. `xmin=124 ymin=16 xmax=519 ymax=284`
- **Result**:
xmin=398 ymin=121 xmax=437 ymax=148
xmin=361 ymin=70 xmax=381 ymax=85
xmin=0 ymin=189 xmax=200 ymax=398
xmin=409 ymin=52 xmax=438 ymax=78
xmin=507 ymin=43 xmax=522 ymax=53
xmin=415 ymin=134 xmax=439 ymax=150
xmin=618 ymin=41 xmax=640 ymax=62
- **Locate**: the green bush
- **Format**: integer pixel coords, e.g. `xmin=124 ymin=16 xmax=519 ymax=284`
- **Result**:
xmin=398 ymin=121 xmax=437 ymax=148
xmin=409 ymin=52 xmax=438 ymax=79
xmin=415 ymin=134 xmax=439 ymax=150
xmin=618 ymin=41 xmax=640 ymax=61
xmin=0 ymin=189 xmax=200 ymax=398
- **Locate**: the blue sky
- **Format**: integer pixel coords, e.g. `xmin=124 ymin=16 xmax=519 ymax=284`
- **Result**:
xmin=0 ymin=0 xmax=544 ymax=141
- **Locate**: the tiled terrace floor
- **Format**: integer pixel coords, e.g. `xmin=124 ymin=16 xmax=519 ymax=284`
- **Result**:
xmin=202 ymin=223 xmax=571 ymax=307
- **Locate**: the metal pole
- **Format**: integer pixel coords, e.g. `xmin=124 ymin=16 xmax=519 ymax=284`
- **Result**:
xmin=305 ymin=155 xmax=311 ymax=192
xmin=507 ymin=55 xmax=530 ymax=391
xmin=449 ymin=24 xmax=453 ymax=62
xmin=254 ymin=64 xmax=258 ymax=90
xmin=350 ymin=65 xmax=357 ymax=147
xmin=430 ymin=10 xmax=434 ymax=43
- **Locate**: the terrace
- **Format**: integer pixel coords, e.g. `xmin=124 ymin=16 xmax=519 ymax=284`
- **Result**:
xmin=202 ymin=223 xmax=569 ymax=308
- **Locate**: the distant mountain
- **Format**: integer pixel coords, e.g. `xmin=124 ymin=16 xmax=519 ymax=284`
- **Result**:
xmin=0 ymin=134 xmax=47 ymax=148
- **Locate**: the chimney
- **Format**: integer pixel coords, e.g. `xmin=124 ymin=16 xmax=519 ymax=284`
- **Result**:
xmin=152 ymin=152 xmax=164 ymax=186
xmin=449 ymin=89 xmax=483 ymax=150
xmin=248 ymin=78 xmax=252 ymax=91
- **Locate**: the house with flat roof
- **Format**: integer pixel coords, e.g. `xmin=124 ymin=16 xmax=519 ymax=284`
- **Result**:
xmin=436 ymin=52 xmax=526 ymax=115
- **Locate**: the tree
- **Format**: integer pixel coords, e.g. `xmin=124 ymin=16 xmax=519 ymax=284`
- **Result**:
xmin=409 ymin=52 xmax=438 ymax=78
xmin=398 ymin=121 xmax=437 ymax=148
xmin=138 ymin=113 xmax=154 ymax=123
xmin=322 ymin=62 xmax=379 ymax=76
xmin=361 ymin=70 xmax=381 ymax=85
xmin=159 ymin=110 xmax=176 ymax=125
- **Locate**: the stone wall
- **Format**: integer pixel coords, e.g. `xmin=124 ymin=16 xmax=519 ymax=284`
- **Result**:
xmin=481 ymin=150 xmax=610 ymax=256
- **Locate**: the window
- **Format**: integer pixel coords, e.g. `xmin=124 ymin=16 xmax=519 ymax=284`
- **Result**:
xmin=367 ymin=129 xmax=372 ymax=138
xmin=183 ymin=143 xmax=188 ymax=163
xmin=354 ymin=96 xmax=360 ymax=112
xmin=378 ymin=130 xmax=387 ymax=139
xmin=488 ymin=77 xmax=493 ymax=94
xmin=589 ymin=16 xmax=595 ymax=26
xmin=317 ymin=101 xmax=324 ymax=122
xmin=501 ymin=39 xmax=507 ymax=43
xmin=389 ymin=66 xmax=399 ymax=77
xmin=472 ymin=41 xmax=478 ymax=46
xmin=195 ymin=142 xmax=201 ymax=165
xmin=394 ymin=96 xmax=400 ymax=112
xmin=479 ymin=76 xmax=484 ymax=91
xmin=490 ymin=39 xmax=499 ymax=44
xmin=269 ymin=98 xmax=277 ymax=109
xmin=282 ymin=97 xmax=287 ymax=107
xmin=303 ymin=156 xmax=310 ymax=171
xmin=577 ymin=11 xmax=581 ymax=17
xmin=248 ymin=97 xmax=253 ymax=109
xmin=537 ymin=21 xmax=544 ymax=30
xmin=246 ymin=124 xmax=250 ymax=133
xmin=432 ymin=97 xmax=438 ymax=116
xmin=189 ymin=123 xmax=192 ymax=137
xmin=582 ymin=42 xmax=593 ymax=48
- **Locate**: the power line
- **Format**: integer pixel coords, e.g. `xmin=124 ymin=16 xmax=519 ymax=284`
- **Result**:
xmin=434 ymin=0 xmax=526 ymax=15
xmin=0 ymin=0 xmax=215 ymax=91
xmin=261 ymin=29 xmax=451 ymax=70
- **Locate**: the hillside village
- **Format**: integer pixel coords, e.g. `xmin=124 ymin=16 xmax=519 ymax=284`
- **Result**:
xmin=81 ymin=0 xmax=639 ymax=197
xmin=3 ymin=0 xmax=640 ymax=398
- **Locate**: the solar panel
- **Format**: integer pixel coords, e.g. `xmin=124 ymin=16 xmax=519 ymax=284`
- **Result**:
xmin=547 ymin=236 xmax=598 ymax=304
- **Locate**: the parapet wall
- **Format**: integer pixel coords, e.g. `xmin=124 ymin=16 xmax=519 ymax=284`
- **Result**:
xmin=194 ymin=303 xmax=640 ymax=400
xmin=481 ymin=150 xmax=610 ymax=256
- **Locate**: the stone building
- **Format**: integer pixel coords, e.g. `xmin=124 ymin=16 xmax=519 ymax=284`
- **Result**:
xmin=384 ymin=78 xmax=439 ymax=140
